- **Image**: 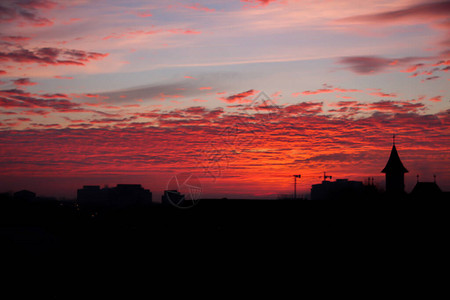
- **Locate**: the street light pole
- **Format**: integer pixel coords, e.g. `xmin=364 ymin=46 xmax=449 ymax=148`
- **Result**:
xmin=293 ymin=174 xmax=301 ymax=200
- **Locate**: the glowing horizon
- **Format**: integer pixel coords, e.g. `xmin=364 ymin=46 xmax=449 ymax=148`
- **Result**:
xmin=0 ymin=0 xmax=449 ymax=199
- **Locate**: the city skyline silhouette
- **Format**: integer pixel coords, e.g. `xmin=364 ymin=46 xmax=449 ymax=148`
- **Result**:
xmin=1 ymin=131 xmax=448 ymax=201
xmin=4 ymin=136 xmax=448 ymax=204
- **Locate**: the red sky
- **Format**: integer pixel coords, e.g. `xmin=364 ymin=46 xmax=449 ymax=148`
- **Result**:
xmin=0 ymin=0 xmax=449 ymax=199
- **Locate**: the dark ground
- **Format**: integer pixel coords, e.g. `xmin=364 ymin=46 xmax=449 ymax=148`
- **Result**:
xmin=0 ymin=197 xmax=446 ymax=298
xmin=1 ymin=198 xmax=445 ymax=260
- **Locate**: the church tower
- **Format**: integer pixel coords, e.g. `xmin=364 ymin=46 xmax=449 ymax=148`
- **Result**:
xmin=381 ymin=135 xmax=408 ymax=194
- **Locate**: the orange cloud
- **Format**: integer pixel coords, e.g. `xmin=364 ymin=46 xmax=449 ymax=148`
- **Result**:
xmin=54 ymin=75 xmax=74 ymax=79
xmin=301 ymin=89 xmax=333 ymax=95
xmin=400 ymin=64 xmax=424 ymax=73
xmin=429 ymin=96 xmax=442 ymax=102
xmin=12 ymin=78 xmax=37 ymax=86
xmin=221 ymin=89 xmax=257 ymax=103
xmin=370 ymin=92 xmax=397 ymax=98
xmin=184 ymin=3 xmax=215 ymax=12
xmin=295 ymin=86 xmax=362 ymax=96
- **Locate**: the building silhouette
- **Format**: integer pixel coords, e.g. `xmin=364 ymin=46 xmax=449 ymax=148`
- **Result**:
xmin=161 ymin=190 xmax=185 ymax=206
xmin=311 ymin=178 xmax=365 ymax=200
xmin=381 ymin=136 xmax=408 ymax=194
xmin=77 ymin=184 xmax=152 ymax=209
xmin=13 ymin=190 xmax=36 ymax=202
xmin=309 ymin=138 xmax=447 ymax=200
xmin=411 ymin=176 xmax=444 ymax=200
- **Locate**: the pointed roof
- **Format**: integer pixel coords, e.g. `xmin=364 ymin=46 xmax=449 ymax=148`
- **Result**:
xmin=381 ymin=144 xmax=408 ymax=173
xmin=411 ymin=182 xmax=441 ymax=195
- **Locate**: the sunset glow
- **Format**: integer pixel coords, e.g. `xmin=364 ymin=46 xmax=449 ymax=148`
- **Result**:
xmin=1 ymin=0 xmax=449 ymax=199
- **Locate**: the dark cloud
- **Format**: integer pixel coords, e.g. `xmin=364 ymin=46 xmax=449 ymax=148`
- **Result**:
xmin=0 ymin=46 xmax=108 ymax=66
xmin=338 ymin=1 xmax=450 ymax=23
xmin=0 ymin=0 xmax=55 ymax=27
xmin=337 ymin=56 xmax=393 ymax=74
xmin=0 ymin=110 xmax=17 ymax=115
xmin=337 ymin=55 xmax=431 ymax=74
xmin=0 ymin=88 xmax=93 ymax=113
xmin=12 ymin=77 xmax=37 ymax=86
xmin=423 ymin=76 xmax=440 ymax=81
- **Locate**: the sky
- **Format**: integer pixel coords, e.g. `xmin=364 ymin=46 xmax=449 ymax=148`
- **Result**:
xmin=0 ymin=0 xmax=449 ymax=199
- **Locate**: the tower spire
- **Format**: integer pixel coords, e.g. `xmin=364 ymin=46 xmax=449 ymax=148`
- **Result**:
xmin=382 ymin=136 xmax=408 ymax=194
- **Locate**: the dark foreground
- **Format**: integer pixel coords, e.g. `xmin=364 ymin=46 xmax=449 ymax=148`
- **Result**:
xmin=1 ymin=198 xmax=445 ymax=258
xmin=1 ymin=198 xmax=446 ymax=298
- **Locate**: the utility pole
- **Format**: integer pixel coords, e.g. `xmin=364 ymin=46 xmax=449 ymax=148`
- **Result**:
xmin=323 ymin=172 xmax=332 ymax=181
xmin=293 ymin=174 xmax=301 ymax=200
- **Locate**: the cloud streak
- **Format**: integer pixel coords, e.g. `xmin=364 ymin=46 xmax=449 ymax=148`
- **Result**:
xmin=0 ymin=46 xmax=108 ymax=66
xmin=338 ymin=1 xmax=450 ymax=24
xmin=337 ymin=55 xmax=433 ymax=74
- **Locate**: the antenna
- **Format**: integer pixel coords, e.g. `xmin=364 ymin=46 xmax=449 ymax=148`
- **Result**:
xmin=323 ymin=172 xmax=332 ymax=181
xmin=416 ymin=174 xmax=419 ymax=183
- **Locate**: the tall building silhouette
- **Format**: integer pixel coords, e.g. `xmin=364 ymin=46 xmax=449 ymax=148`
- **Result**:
xmin=77 ymin=184 xmax=152 ymax=209
xmin=381 ymin=136 xmax=408 ymax=194
xmin=311 ymin=178 xmax=364 ymax=200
